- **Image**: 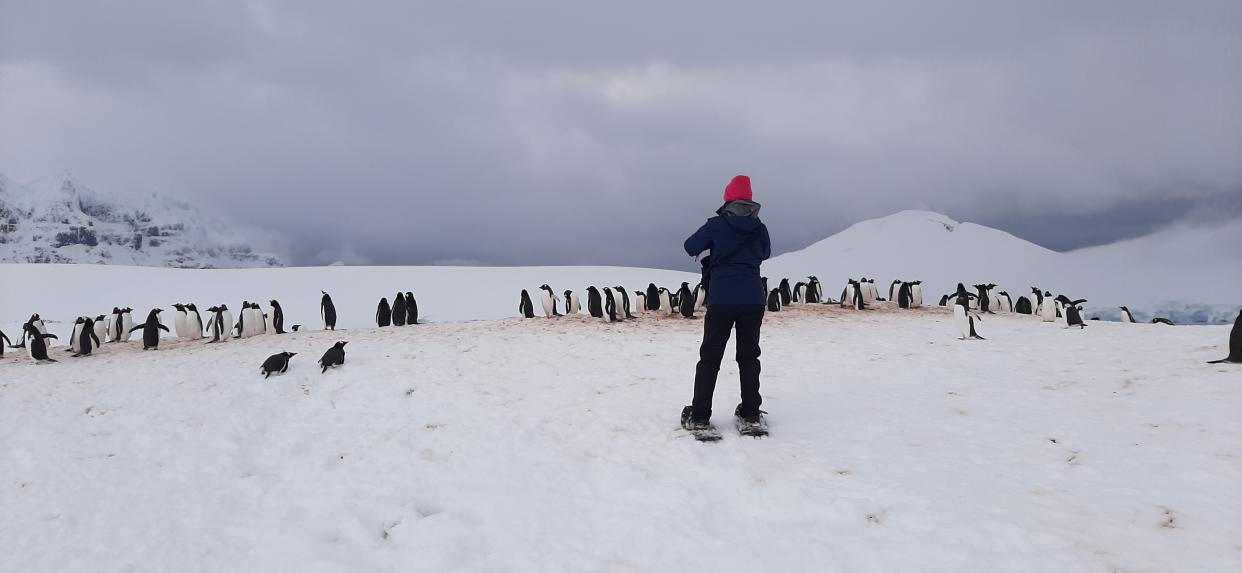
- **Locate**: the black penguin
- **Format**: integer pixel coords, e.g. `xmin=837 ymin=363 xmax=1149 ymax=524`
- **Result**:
xmin=1151 ymin=317 xmax=1175 ymax=325
xmin=850 ymin=280 xmax=865 ymax=310
xmin=898 ymin=282 xmax=912 ymax=309
xmin=646 ymin=283 xmax=660 ymax=311
xmin=603 ymin=287 xmax=618 ymax=322
xmin=793 ymin=282 xmax=804 ymax=303
xmin=615 ymin=286 xmax=635 ymax=319
xmin=392 ymin=291 xmax=407 ymax=326
xmin=806 ymin=276 xmax=822 ymax=304
xmin=405 ymin=292 xmax=418 ymax=325
xmin=767 ymin=289 xmax=782 ymax=312
xmin=938 ymin=294 xmax=950 ymax=307
xmin=270 ymin=300 xmax=286 ymax=334
xmin=22 ymin=323 xmax=58 ymax=363
xmin=11 ymin=313 xmax=40 ymax=349
xmin=130 ymin=309 xmax=170 ymax=350
xmin=318 ymin=341 xmax=347 ymax=372
xmin=206 ymin=306 xmax=226 ymax=343
xmin=320 ymin=291 xmax=337 ymax=331
xmin=677 ymin=282 xmax=694 ymax=318
xmin=778 ymin=279 xmax=792 ymax=306
xmin=260 ymin=352 xmax=297 ymax=378
xmin=519 ymin=290 xmax=536 ymax=319
xmin=975 ymin=284 xmax=992 ymax=313
xmin=376 ymin=298 xmax=392 ymax=327
xmin=1015 ymin=297 xmax=1032 ymax=314
xmin=586 ymin=286 xmax=603 ymax=318
xmin=0 ymin=328 xmax=9 ymax=356
xmin=1207 ymin=310 xmax=1242 ymax=364
xmin=1064 ymin=299 xmax=1088 ymax=328
xmin=74 ymin=316 xmax=102 ymax=357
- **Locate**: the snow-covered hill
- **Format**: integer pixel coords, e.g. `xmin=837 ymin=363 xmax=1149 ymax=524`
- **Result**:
xmin=767 ymin=210 xmax=1242 ymax=323
xmin=0 ymin=171 xmax=283 ymax=268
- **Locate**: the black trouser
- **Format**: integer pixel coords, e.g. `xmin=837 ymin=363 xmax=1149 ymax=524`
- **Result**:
xmin=691 ymin=304 xmax=764 ymax=421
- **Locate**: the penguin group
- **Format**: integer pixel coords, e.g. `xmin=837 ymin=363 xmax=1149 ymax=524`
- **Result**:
xmin=377 ymin=291 xmax=419 ymax=327
xmin=518 ymin=281 xmax=707 ymax=322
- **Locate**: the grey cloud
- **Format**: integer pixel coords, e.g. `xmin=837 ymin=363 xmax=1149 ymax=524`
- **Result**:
xmin=1 ymin=0 xmax=1239 ymax=269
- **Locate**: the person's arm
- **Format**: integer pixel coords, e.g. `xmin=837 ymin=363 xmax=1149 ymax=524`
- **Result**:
xmin=684 ymin=220 xmax=713 ymax=257
xmin=758 ymin=224 xmax=772 ymax=261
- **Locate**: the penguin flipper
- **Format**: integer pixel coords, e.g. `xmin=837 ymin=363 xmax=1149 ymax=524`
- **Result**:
xmin=159 ymin=324 xmax=170 ymax=332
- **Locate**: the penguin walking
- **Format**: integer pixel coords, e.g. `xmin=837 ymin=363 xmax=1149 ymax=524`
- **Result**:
xmin=615 ymin=286 xmax=636 ymax=319
xmin=260 ymin=352 xmax=297 ymax=378
xmin=320 ymin=291 xmax=337 ymax=331
xmin=949 ymin=283 xmax=984 ymax=340
xmin=185 ymin=304 xmax=204 ymax=339
xmin=68 ymin=317 xmax=86 ymax=355
xmin=1119 ymin=306 xmax=1137 ymax=323
xmin=22 ymin=323 xmax=58 ymax=363
xmin=131 ymin=309 xmax=170 ymax=350
xmin=392 ymin=291 xmax=407 ymax=326
xmin=405 ymin=292 xmax=418 ymax=325
xmin=586 ymin=287 xmax=604 ymax=318
xmin=376 ymin=298 xmax=392 ymax=327
xmin=74 ymin=316 xmax=102 ymax=357
xmin=519 ymin=290 xmax=536 ymax=319
xmin=172 ymin=304 xmax=189 ymax=339
xmin=1063 ymin=298 xmax=1088 ymax=329
xmin=565 ymin=290 xmax=581 ymax=315
xmin=319 ymin=341 xmax=348 ymax=372
xmin=269 ymin=300 xmax=286 ymax=334
xmin=646 ymin=283 xmax=660 ymax=311
xmin=1206 ymin=310 xmax=1242 ymax=364
xmin=539 ymin=284 xmax=562 ymax=318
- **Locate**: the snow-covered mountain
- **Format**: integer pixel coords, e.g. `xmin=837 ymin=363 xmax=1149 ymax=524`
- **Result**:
xmin=0 ymin=171 xmax=283 ymax=268
xmin=767 ymin=210 xmax=1241 ymax=323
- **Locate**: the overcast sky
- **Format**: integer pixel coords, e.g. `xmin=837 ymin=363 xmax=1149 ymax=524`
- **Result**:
xmin=2 ymin=0 xmax=1240 ymax=268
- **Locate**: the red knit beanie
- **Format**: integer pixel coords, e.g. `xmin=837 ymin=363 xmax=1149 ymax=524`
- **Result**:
xmin=723 ymin=175 xmax=752 ymax=202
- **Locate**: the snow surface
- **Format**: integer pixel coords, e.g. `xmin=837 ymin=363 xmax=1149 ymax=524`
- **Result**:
xmin=767 ymin=210 xmax=1242 ymax=322
xmin=1 ymin=298 xmax=1239 ymax=572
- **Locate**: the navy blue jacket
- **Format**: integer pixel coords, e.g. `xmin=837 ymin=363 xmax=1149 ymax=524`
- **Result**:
xmin=684 ymin=200 xmax=771 ymax=305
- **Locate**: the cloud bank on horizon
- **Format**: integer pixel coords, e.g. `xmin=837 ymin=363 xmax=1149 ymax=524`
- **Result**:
xmin=1 ymin=0 xmax=1239 ymax=268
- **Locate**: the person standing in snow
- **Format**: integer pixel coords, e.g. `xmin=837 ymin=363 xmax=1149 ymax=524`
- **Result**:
xmin=681 ymin=175 xmax=772 ymax=434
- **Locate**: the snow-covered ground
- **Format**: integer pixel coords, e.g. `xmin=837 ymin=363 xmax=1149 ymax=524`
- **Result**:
xmin=2 ymin=300 xmax=1239 ymax=572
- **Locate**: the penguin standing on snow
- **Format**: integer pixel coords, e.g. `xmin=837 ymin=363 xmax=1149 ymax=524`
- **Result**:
xmin=889 ymin=280 xmax=902 ymax=302
xmin=68 ymin=317 xmax=86 ymax=355
xmin=996 ymin=291 xmax=1012 ymax=313
xmin=392 ymin=291 xmax=407 ymax=326
xmin=519 ymin=290 xmax=536 ymax=319
xmin=1119 ymin=306 xmax=1137 ymax=323
xmin=806 ymin=276 xmax=822 ymax=304
xmin=22 ymin=323 xmax=58 ymax=363
xmin=219 ymin=305 xmax=233 ymax=341
xmin=318 ymin=341 xmax=347 ymax=372
xmin=676 ymin=282 xmax=695 ymax=318
xmin=586 ymin=286 xmax=604 ymax=318
xmin=564 ymin=290 xmax=581 ymax=315
xmin=615 ymin=286 xmax=636 ymax=319
xmin=119 ymin=308 xmax=134 ymax=342
xmin=1039 ymin=291 xmax=1057 ymax=322
xmin=172 ymin=304 xmax=188 ymax=339
xmin=646 ymin=283 xmax=660 ymax=311
xmin=1063 ymin=298 xmax=1088 ymax=329
xmin=405 ymin=292 xmax=418 ymax=325
xmin=74 ymin=316 xmax=102 ymax=357
xmin=0 ymin=329 xmax=10 ymax=356
xmin=130 ymin=309 xmax=170 ymax=350
xmin=269 ymin=300 xmax=286 ymax=334
xmin=320 ymin=291 xmax=337 ymax=331
xmin=778 ymin=279 xmax=792 ymax=306
xmin=1206 ymin=310 xmax=1242 ymax=364
xmin=91 ymin=315 xmax=107 ymax=347
xmin=974 ymin=284 xmax=993 ymax=313
xmin=538 ymin=284 xmax=562 ymax=318
xmin=105 ymin=308 xmax=122 ymax=342
xmin=692 ymin=283 xmax=707 ymax=312
xmin=185 ymin=304 xmax=204 ymax=339
xmin=634 ymin=291 xmax=647 ymax=314
xmin=235 ymin=301 xmax=251 ymax=338
xmin=767 ymin=289 xmax=782 ymax=312
xmin=911 ymin=281 xmax=924 ymax=307
xmin=602 ymin=287 xmax=619 ymax=322
xmin=205 ymin=306 xmax=226 ymax=343
xmin=897 ymin=282 xmax=912 ymax=309
xmin=260 ymin=352 xmax=297 ymax=378
xmin=1015 ymin=296 xmax=1032 ymax=314
xmin=658 ymin=287 xmax=674 ymax=315
xmin=376 ymin=298 xmax=392 ymax=327
xmin=950 ymin=283 xmax=984 ymax=340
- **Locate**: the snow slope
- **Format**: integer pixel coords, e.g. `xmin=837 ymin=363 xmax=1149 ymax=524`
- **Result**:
xmin=767 ymin=210 xmax=1242 ymax=322
xmin=0 ymin=170 xmax=283 ymax=268
xmin=1 ymin=303 xmax=1238 ymax=572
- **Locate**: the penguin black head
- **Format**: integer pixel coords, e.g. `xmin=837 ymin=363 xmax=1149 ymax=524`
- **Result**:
xmin=270 ymin=300 xmax=279 ymax=306
xmin=74 ymin=317 xmax=85 ymax=324
xmin=540 ymin=284 xmax=551 ymax=290
xmin=334 ymin=341 xmax=348 ymax=348
xmin=1119 ymin=306 xmax=1129 ymax=311
xmin=95 ymin=315 xmax=105 ymax=321
xmin=186 ymin=303 xmax=197 ymax=311
xmin=283 ymin=351 xmax=298 ymax=358
xmin=173 ymin=303 xmax=186 ymax=311
xmin=113 ymin=307 xmax=121 ymax=314
xmin=220 ymin=304 xmax=229 ymax=310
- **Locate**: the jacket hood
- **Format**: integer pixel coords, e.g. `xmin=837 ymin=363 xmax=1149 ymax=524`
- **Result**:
xmin=716 ymin=200 xmax=763 ymax=232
